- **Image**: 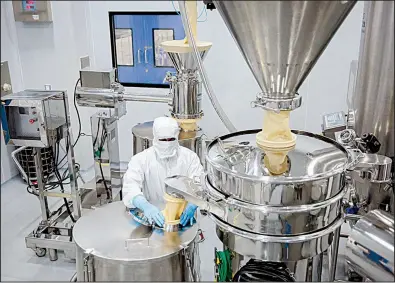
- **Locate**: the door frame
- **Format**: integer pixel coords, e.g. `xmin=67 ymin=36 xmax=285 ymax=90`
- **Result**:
xmin=109 ymin=11 xmax=180 ymax=89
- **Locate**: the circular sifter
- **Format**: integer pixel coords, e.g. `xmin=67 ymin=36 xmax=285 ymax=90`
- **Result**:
xmin=164 ymin=128 xmax=357 ymax=281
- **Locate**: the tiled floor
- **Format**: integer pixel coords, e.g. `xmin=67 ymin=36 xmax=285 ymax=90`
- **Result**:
xmin=1 ymin=169 xmax=350 ymax=281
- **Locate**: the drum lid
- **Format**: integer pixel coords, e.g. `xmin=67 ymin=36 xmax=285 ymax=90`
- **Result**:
xmin=73 ymin=202 xmax=197 ymax=262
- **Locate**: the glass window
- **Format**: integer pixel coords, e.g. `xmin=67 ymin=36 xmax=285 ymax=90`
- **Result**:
xmin=115 ymin=29 xmax=134 ymax=66
xmin=153 ymin=29 xmax=174 ymax=67
xmin=109 ymin=12 xmax=184 ymax=88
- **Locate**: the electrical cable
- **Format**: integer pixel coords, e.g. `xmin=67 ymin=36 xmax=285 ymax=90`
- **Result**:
xmin=232 ymin=260 xmax=295 ymax=282
xmin=215 ymin=249 xmax=233 ymax=282
xmin=98 ymin=122 xmax=111 ymax=200
xmin=73 ymin=78 xmax=82 ymax=147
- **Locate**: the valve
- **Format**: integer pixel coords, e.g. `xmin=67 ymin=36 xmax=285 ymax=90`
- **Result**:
xmin=361 ymin=133 xmax=381 ymax=153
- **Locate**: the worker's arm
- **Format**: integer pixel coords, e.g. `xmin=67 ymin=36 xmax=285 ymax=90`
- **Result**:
xmin=122 ymin=153 xmax=146 ymax=208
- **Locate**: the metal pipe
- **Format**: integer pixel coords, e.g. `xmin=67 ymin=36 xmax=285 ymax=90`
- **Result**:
xmin=76 ymin=87 xmax=171 ymax=108
xmin=178 ymin=1 xmax=237 ymax=133
xmin=76 ymin=87 xmax=121 ymax=108
xmin=345 ymin=209 xmax=394 ymax=282
xmin=328 ymin=227 xmax=341 ymax=281
xmin=121 ymin=92 xmax=171 ymax=104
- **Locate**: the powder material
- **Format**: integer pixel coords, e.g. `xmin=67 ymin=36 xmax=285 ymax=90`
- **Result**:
xmin=256 ymin=110 xmax=296 ymax=175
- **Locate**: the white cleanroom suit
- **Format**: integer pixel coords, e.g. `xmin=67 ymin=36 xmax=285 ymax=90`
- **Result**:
xmin=122 ymin=117 xmax=204 ymax=224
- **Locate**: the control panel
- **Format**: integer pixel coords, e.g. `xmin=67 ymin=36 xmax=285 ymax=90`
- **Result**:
xmin=13 ymin=1 xmax=52 ymax=22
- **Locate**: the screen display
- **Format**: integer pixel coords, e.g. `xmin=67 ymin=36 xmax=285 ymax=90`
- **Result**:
xmin=22 ymin=0 xmax=37 ymax=12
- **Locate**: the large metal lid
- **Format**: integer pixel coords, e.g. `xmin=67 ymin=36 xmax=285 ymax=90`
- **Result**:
xmin=206 ymin=129 xmax=351 ymax=183
xmin=73 ymin=202 xmax=197 ymax=262
xmin=132 ymin=121 xmax=203 ymax=141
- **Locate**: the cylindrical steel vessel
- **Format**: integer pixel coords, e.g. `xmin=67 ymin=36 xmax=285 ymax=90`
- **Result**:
xmin=346 ymin=209 xmax=394 ymax=282
xmin=73 ymin=202 xmax=200 ymax=281
xmin=164 ymin=129 xmax=353 ymax=281
xmin=170 ymin=72 xmax=203 ymax=120
xmin=352 ymin=1 xmax=394 ymax=157
xmin=132 ymin=121 xmax=204 ymax=162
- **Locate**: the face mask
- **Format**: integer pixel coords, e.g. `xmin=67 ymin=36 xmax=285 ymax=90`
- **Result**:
xmin=153 ymin=138 xmax=179 ymax=159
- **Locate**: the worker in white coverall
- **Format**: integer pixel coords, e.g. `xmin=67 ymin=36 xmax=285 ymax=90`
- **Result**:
xmin=122 ymin=116 xmax=204 ymax=227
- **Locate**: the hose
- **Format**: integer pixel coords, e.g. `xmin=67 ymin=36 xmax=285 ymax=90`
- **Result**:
xmin=215 ymin=249 xmax=233 ymax=282
xmin=178 ymin=1 xmax=237 ymax=133
xmin=232 ymin=260 xmax=295 ymax=282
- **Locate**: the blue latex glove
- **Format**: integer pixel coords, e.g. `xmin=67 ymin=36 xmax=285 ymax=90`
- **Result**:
xmin=132 ymin=195 xmax=165 ymax=227
xmin=180 ymin=203 xmax=198 ymax=226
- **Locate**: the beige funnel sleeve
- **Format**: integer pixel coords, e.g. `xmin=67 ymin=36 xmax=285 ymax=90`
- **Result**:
xmin=256 ymin=110 xmax=296 ymax=175
xmin=176 ymin=118 xmax=199 ymax=132
xmin=162 ymin=193 xmax=187 ymax=225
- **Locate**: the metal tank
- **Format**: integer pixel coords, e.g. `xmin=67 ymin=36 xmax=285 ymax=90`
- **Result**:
xmin=351 ymin=1 xmax=394 ymax=158
xmin=346 ymin=210 xmax=394 ymax=282
xmin=73 ymin=201 xmax=200 ymax=281
xmin=132 ymin=121 xmax=204 ymax=162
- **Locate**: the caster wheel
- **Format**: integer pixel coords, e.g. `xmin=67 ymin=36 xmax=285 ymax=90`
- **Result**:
xmin=34 ymin=248 xmax=46 ymax=257
xmin=347 ymin=270 xmax=363 ymax=282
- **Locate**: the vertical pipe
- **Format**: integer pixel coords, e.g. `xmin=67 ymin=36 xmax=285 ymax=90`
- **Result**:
xmin=63 ymin=91 xmax=82 ymax=219
xmin=34 ymin=148 xmax=49 ymax=223
xmin=328 ymin=227 xmax=341 ymax=281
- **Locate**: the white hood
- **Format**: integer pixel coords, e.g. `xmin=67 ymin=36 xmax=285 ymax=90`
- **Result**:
xmin=152 ymin=117 xmax=180 ymax=159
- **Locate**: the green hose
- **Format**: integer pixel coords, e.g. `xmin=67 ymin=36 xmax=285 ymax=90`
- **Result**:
xmin=215 ymin=249 xmax=233 ymax=282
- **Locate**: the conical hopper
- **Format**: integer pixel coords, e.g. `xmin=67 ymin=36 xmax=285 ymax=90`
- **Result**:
xmin=215 ymin=1 xmax=356 ymax=99
xmin=161 ymin=40 xmax=212 ymax=72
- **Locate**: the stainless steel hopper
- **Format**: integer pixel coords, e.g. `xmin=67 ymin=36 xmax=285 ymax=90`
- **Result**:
xmin=214 ymin=1 xmax=356 ymax=110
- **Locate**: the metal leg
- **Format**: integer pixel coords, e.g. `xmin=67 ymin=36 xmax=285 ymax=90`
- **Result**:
xmin=33 ymin=148 xmax=50 ymax=223
xmin=66 ymin=127 xmax=81 ymax=219
xmin=107 ymin=119 xmax=123 ymax=201
xmin=328 ymin=226 xmax=341 ymax=281
xmin=48 ymin=248 xmax=58 ymax=261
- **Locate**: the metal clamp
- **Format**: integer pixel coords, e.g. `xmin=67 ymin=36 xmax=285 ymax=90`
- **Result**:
xmin=251 ymin=93 xmax=302 ymax=112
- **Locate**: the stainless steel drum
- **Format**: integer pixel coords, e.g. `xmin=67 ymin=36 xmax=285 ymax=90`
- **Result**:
xmin=73 ymin=202 xmax=200 ymax=281
xmin=132 ymin=121 xmax=204 ymax=162
xmin=165 ymin=129 xmax=355 ymax=281
xmin=346 ymin=209 xmax=394 ymax=282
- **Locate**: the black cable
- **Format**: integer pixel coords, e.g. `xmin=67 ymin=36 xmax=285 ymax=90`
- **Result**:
xmin=93 ymin=117 xmax=101 ymax=148
xmin=56 ymin=77 xmax=84 ymax=166
xmin=98 ymin=123 xmax=111 ymax=200
xmin=232 ymin=260 xmax=295 ymax=282
xmin=73 ymin=78 xmax=82 ymax=147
